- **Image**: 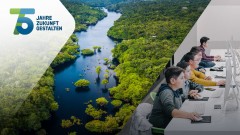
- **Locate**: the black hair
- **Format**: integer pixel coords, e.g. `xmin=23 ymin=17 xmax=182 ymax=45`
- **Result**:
xmin=176 ymin=61 xmax=189 ymax=70
xmin=165 ymin=66 xmax=184 ymax=84
xmin=190 ymin=46 xmax=201 ymax=54
xmin=183 ymin=52 xmax=197 ymax=62
xmin=200 ymin=36 xmax=210 ymax=45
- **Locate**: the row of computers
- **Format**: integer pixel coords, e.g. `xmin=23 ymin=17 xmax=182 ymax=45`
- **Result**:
xmin=221 ymin=41 xmax=240 ymax=111
xmin=193 ymin=41 xmax=240 ymax=116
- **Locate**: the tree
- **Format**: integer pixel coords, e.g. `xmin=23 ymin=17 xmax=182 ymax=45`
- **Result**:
xmin=97 ymin=46 xmax=102 ymax=52
xmin=61 ymin=116 xmax=81 ymax=128
xmin=85 ymin=120 xmax=105 ymax=133
xmin=50 ymin=102 xmax=59 ymax=111
xmin=70 ymin=34 xmax=78 ymax=42
xmin=81 ymin=49 xmax=94 ymax=56
xmin=101 ymin=79 xmax=109 ymax=88
xmin=105 ymin=69 xmax=110 ymax=74
xmin=85 ymin=104 xmax=107 ymax=119
xmin=74 ymin=79 xmax=90 ymax=87
xmin=96 ymin=66 xmax=101 ymax=77
xmin=61 ymin=120 xmax=73 ymax=128
xmin=104 ymin=58 xmax=109 ymax=65
xmin=103 ymin=116 xmax=119 ymax=133
xmin=70 ymin=116 xmax=81 ymax=125
xmin=114 ymin=104 xmax=136 ymax=128
xmin=96 ymin=97 xmax=108 ymax=106
xmin=85 ymin=116 xmax=119 ymax=133
xmin=93 ymin=46 xmax=98 ymax=51
xmin=111 ymin=100 xmax=122 ymax=108
xmin=104 ymin=73 xmax=109 ymax=79
xmin=36 ymin=129 xmax=47 ymax=135
xmin=68 ymin=132 xmax=77 ymax=135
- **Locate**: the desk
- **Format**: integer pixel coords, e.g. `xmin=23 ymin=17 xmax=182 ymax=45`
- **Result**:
xmin=165 ymin=49 xmax=240 ymax=135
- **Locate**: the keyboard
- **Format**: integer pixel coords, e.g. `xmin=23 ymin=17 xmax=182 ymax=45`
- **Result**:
xmin=194 ymin=103 xmax=205 ymax=115
xmin=215 ymin=75 xmax=226 ymax=78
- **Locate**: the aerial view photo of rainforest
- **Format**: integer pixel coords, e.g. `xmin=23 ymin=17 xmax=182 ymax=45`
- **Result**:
xmin=0 ymin=0 xmax=210 ymax=135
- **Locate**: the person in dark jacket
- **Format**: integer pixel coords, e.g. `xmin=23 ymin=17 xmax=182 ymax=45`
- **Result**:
xmin=149 ymin=67 xmax=200 ymax=128
xmin=176 ymin=61 xmax=204 ymax=102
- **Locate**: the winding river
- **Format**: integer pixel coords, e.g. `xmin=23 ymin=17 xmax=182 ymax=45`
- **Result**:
xmin=43 ymin=8 xmax=121 ymax=135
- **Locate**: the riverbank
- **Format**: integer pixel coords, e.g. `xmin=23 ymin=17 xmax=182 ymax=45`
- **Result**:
xmin=42 ymin=8 xmax=122 ymax=135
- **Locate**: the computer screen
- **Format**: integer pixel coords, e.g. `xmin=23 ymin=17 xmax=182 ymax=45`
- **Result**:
xmin=223 ymin=57 xmax=232 ymax=105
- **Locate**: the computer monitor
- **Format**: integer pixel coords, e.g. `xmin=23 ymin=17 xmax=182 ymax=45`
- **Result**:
xmin=234 ymin=49 xmax=240 ymax=69
xmin=223 ymin=57 xmax=232 ymax=105
xmin=230 ymin=42 xmax=237 ymax=75
xmin=223 ymin=57 xmax=239 ymax=111
xmin=225 ymin=41 xmax=231 ymax=56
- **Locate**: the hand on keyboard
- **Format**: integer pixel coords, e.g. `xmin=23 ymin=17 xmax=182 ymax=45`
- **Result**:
xmin=216 ymin=80 xmax=226 ymax=86
xmin=193 ymin=116 xmax=203 ymax=121
xmin=188 ymin=112 xmax=201 ymax=121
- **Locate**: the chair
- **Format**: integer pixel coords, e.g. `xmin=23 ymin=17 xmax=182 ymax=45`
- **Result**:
xmin=151 ymin=127 xmax=164 ymax=135
xmin=130 ymin=103 xmax=164 ymax=135
xmin=150 ymin=92 xmax=157 ymax=101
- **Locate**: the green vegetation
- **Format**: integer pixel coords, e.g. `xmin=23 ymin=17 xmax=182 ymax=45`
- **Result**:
xmin=0 ymin=68 xmax=58 ymax=134
xmin=85 ymin=115 xmax=119 ymax=133
xmin=68 ymin=132 xmax=77 ymax=135
xmin=97 ymin=46 xmax=102 ymax=52
xmin=81 ymin=49 xmax=94 ymax=56
xmin=61 ymin=0 xmax=107 ymax=32
xmin=106 ymin=0 xmax=210 ymax=131
xmin=101 ymin=79 xmax=109 ymax=88
xmin=96 ymin=66 xmax=101 ymax=77
xmin=85 ymin=104 xmax=107 ymax=119
xmin=51 ymin=34 xmax=80 ymax=67
xmin=96 ymin=97 xmax=109 ymax=106
xmin=61 ymin=120 xmax=74 ymax=128
xmin=111 ymin=100 xmax=122 ymax=108
xmin=71 ymin=0 xmax=128 ymax=7
xmin=70 ymin=34 xmax=78 ymax=42
xmin=114 ymin=104 xmax=136 ymax=128
xmin=61 ymin=116 xmax=81 ymax=128
xmin=104 ymin=73 xmax=109 ymax=79
xmin=104 ymin=58 xmax=109 ymax=65
xmin=85 ymin=104 xmax=135 ymax=133
xmin=108 ymin=0 xmax=209 ymax=103
xmin=74 ymin=79 xmax=90 ymax=87
xmin=93 ymin=46 xmax=101 ymax=51
xmin=0 ymin=1 xmax=108 ymax=134
xmin=85 ymin=120 xmax=105 ymax=133
xmin=109 ymin=64 xmax=116 ymax=69
xmin=70 ymin=116 xmax=82 ymax=125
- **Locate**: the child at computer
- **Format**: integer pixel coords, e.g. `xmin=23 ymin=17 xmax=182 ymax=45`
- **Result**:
xmin=176 ymin=61 xmax=204 ymax=101
xmin=199 ymin=36 xmax=221 ymax=68
xmin=181 ymin=46 xmax=206 ymax=74
xmin=184 ymin=52 xmax=225 ymax=86
xmin=149 ymin=67 xmax=201 ymax=128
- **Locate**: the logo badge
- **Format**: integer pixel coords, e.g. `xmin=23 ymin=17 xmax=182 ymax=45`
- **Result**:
xmin=10 ymin=8 xmax=35 ymax=35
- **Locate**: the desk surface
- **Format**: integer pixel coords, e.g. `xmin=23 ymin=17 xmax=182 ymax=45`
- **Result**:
xmin=165 ymin=49 xmax=240 ymax=135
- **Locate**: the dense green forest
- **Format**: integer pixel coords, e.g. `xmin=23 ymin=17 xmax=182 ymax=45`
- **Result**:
xmin=105 ymin=0 xmax=210 ymax=130
xmin=0 ymin=1 xmax=107 ymax=135
xmin=68 ymin=0 xmax=130 ymax=7
xmin=70 ymin=0 xmax=210 ymax=133
xmin=62 ymin=0 xmax=107 ymax=32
